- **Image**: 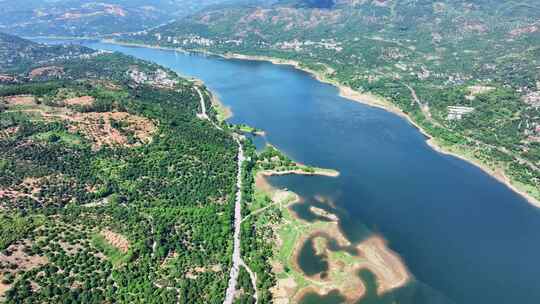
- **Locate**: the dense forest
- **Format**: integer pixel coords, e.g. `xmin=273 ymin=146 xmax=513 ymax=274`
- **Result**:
xmin=0 ymin=34 xmax=242 ymax=303
xmin=121 ymin=0 xmax=540 ymax=201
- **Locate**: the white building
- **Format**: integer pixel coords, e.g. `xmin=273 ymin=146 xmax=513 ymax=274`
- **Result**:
xmin=447 ymin=106 xmax=474 ymax=120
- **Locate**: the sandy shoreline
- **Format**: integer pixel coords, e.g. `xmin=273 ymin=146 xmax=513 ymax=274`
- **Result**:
xmin=209 ymin=90 xmax=233 ymax=121
xmin=101 ymin=39 xmax=539 ymax=206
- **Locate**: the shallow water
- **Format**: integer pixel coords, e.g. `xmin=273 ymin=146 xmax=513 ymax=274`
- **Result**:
xmin=37 ymin=39 xmax=540 ymax=304
xmin=297 ymin=236 xmax=329 ymax=277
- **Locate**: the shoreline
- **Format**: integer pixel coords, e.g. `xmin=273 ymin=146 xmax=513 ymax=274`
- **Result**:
xmin=425 ymin=138 xmax=540 ymax=208
xmin=259 ymin=168 xmax=340 ymax=178
xmin=209 ymin=51 xmax=540 ymax=208
xmin=209 ymin=89 xmax=233 ymax=121
xmin=95 ymin=39 xmax=540 ymax=206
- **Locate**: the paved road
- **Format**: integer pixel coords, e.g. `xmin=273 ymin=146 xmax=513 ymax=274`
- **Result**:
xmin=195 ymin=87 xmax=209 ymax=120
xmin=404 ymin=83 xmax=440 ymax=127
xmin=223 ymin=136 xmax=245 ymax=304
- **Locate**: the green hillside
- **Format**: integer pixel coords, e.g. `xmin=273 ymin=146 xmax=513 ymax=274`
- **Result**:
xmin=0 ymin=33 xmax=239 ymax=303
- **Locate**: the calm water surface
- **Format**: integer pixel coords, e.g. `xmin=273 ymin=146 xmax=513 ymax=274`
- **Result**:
xmin=39 ymin=39 xmax=540 ymax=304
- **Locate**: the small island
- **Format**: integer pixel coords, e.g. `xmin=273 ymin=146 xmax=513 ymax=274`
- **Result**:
xmin=256 ymin=145 xmax=340 ymax=178
xmin=231 ymin=123 xmax=266 ymax=136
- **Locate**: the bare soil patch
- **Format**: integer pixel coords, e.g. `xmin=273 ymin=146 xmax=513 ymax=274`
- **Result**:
xmin=3 ymin=95 xmax=35 ymax=106
xmin=4 ymin=94 xmax=156 ymax=149
xmin=270 ymin=277 xmax=298 ymax=304
xmin=29 ymin=66 xmax=64 ymax=78
xmin=210 ymin=92 xmax=233 ymax=120
xmin=290 ymin=222 xmax=410 ymax=302
xmin=0 ymin=189 xmax=39 ymax=202
xmin=466 ymin=85 xmax=494 ymax=100
xmin=0 ymin=74 xmax=15 ymax=82
xmin=259 ymin=168 xmax=339 ymax=177
xmin=0 ymin=126 xmax=19 ymax=140
xmin=468 ymin=85 xmax=494 ymax=95
xmin=21 ymin=177 xmax=43 ymax=196
xmin=88 ymin=80 xmax=122 ymax=91
xmin=255 ymin=173 xmax=274 ymax=192
xmin=510 ymin=25 xmax=538 ymax=37
xmin=63 ymin=96 xmax=95 ymax=107
xmin=104 ymin=5 xmax=127 ymax=17
xmin=0 ymin=241 xmax=48 ymax=273
xmin=0 ymin=241 xmax=48 ymax=297
xmin=185 ymin=264 xmax=222 ymax=279
xmin=73 ymin=112 xmax=156 ymax=149
xmin=0 ymin=281 xmax=9 ymax=300
xmin=100 ymin=230 xmax=129 ymax=253
xmin=309 ymin=206 xmax=339 ymax=222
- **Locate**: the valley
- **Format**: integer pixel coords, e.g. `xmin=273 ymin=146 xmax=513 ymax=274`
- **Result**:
xmin=1 ymin=1 xmax=540 ymax=303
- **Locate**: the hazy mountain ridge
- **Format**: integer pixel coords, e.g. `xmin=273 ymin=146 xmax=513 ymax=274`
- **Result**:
xmin=0 ymin=32 xmax=96 ymax=72
xmin=0 ymin=0 xmax=246 ymax=37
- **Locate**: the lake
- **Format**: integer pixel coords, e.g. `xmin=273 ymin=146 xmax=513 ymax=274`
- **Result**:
xmin=38 ymin=39 xmax=540 ymax=304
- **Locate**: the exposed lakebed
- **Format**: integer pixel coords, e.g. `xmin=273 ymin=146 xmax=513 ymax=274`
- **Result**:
xmin=38 ymin=39 xmax=540 ymax=304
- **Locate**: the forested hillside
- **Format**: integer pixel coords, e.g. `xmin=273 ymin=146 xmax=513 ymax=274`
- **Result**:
xmin=122 ymin=0 xmax=540 ymax=202
xmin=0 ymin=33 xmax=240 ymax=303
xmin=0 ymin=32 xmax=96 ymax=72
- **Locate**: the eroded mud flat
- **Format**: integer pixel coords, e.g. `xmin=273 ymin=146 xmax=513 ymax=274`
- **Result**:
xmin=262 ymin=183 xmax=410 ymax=304
xmin=291 ymin=219 xmax=410 ymax=303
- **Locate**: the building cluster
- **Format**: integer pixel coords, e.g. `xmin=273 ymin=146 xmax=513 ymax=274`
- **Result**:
xmin=155 ymin=33 xmax=215 ymax=47
xmin=128 ymin=68 xmax=177 ymax=89
xmin=0 ymin=74 xmax=15 ymax=83
xmin=416 ymin=66 xmax=431 ymax=80
xmin=44 ymin=50 xmax=108 ymax=65
xmin=523 ymin=91 xmax=540 ymax=108
xmin=524 ymin=122 xmax=540 ymax=143
xmin=275 ymin=39 xmax=343 ymax=52
xmin=447 ymin=106 xmax=474 ymax=120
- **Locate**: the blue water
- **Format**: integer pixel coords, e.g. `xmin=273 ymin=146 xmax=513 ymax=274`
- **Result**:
xmin=38 ymin=39 xmax=540 ymax=304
